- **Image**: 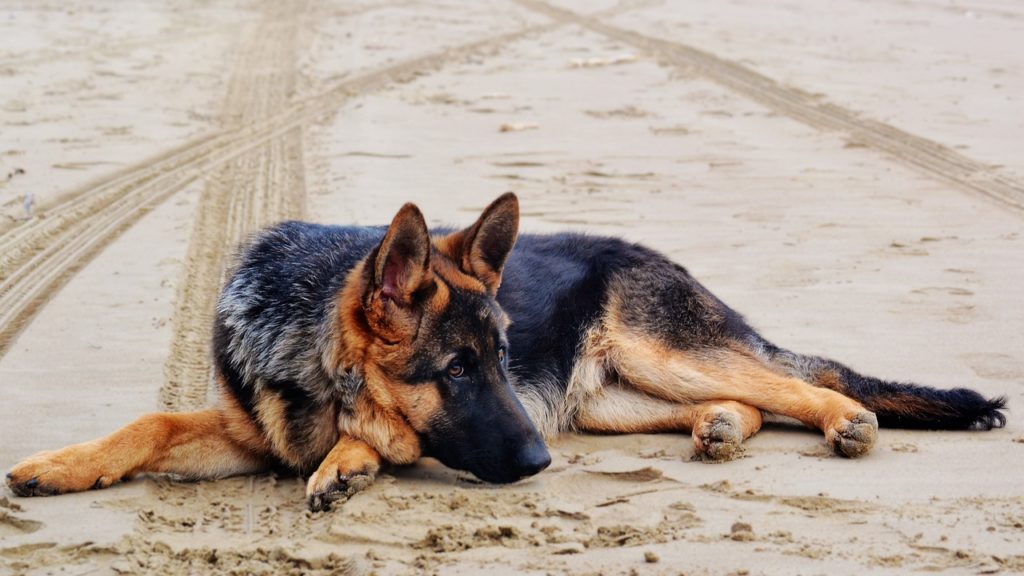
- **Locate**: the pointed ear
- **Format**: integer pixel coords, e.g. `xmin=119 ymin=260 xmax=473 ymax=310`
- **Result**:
xmin=365 ymin=203 xmax=433 ymax=340
xmin=447 ymin=192 xmax=519 ymax=294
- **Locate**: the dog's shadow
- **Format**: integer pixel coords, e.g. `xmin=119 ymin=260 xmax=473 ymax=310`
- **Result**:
xmin=385 ymin=457 xmax=482 ymax=487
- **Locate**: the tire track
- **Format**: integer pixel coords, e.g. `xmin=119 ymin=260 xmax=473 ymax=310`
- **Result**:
xmin=0 ymin=24 xmax=249 ymax=69
xmin=161 ymin=0 xmax=308 ymax=412
xmin=514 ymin=0 xmax=1024 ymax=213
xmin=0 ymin=21 xmax=560 ymax=360
xmin=163 ymin=0 xmax=560 ymax=411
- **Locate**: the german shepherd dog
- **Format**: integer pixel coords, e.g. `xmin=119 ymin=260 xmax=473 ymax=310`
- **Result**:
xmin=7 ymin=193 xmax=1006 ymax=511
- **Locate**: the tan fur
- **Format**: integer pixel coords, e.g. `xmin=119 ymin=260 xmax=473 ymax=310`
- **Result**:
xmin=576 ymin=384 xmax=693 ymax=433
xmin=431 ymin=231 xmax=466 ymax=265
xmin=388 ymin=380 xmax=443 ymax=431
xmin=576 ymin=386 xmax=763 ymax=459
xmin=218 ymin=382 xmax=272 ymax=454
xmin=359 ymin=352 xmax=442 ymax=433
xmin=320 ymin=436 xmax=381 ymax=475
xmin=816 ymin=369 xmax=845 ymax=391
xmin=434 ymin=230 xmax=498 ymax=291
xmin=252 ymin=389 xmax=304 ymax=467
xmin=330 ymin=253 xmax=436 ymax=466
xmin=339 ymin=392 xmax=421 ymax=465
xmin=433 ymin=193 xmax=519 ymax=294
xmin=430 ymin=249 xmax=487 ymax=294
xmin=867 ymin=393 xmax=941 ymax=417
xmin=607 ymin=332 xmax=864 ymax=432
xmin=362 ymin=204 xmax=434 ymax=343
xmin=329 ymin=260 xmax=372 ymax=372
xmin=305 ymin=435 xmax=382 ymax=500
xmin=569 ymin=296 xmax=874 ymax=456
xmin=577 ymin=387 xmax=759 ymax=437
xmin=7 ymin=407 xmax=267 ymax=495
xmin=372 ymin=204 xmax=434 ymax=308
xmin=425 ymin=269 xmax=453 ymax=315
xmin=515 ymin=323 xmax=619 ymax=440
xmin=696 ymin=401 xmax=763 ymax=440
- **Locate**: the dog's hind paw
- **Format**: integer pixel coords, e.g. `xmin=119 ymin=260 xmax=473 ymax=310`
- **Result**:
xmin=826 ymin=411 xmax=878 ymax=458
xmin=692 ymin=411 xmax=744 ymax=462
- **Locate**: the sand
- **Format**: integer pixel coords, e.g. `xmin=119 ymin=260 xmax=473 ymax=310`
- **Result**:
xmin=1 ymin=0 xmax=1022 ymax=574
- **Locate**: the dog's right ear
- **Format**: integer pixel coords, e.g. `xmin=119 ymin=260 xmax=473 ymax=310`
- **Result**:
xmin=364 ymin=203 xmax=433 ymax=342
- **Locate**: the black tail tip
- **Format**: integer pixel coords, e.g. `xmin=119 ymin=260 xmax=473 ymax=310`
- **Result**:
xmin=969 ymin=395 xmax=1007 ymax=431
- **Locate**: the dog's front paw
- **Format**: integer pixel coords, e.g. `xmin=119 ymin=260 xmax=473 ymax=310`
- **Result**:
xmin=826 ymin=411 xmax=878 ymax=458
xmin=305 ymin=465 xmax=377 ymax=512
xmin=7 ymin=446 xmax=117 ymax=497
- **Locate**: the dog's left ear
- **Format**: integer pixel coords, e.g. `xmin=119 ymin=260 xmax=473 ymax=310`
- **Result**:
xmin=444 ymin=193 xmax=519 ymax=294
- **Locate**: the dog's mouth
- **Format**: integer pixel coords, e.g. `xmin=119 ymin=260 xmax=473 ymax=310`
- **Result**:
xmin=468 ymin=466 xmax=531 ymax=485
xmin=459 ymin=446 xmax=552 ymax=485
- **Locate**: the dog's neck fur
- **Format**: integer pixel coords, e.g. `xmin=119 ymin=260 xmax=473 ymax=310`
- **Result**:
xmin=329 ymin=257 xmax=420 ymax=416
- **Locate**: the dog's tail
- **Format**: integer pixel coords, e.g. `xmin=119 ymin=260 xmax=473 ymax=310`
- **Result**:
xmin=748 ymin=338 xmax=1007 ymax=430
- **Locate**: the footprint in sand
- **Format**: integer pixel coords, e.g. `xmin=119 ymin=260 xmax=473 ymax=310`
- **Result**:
xmin=0 ymin=498 xmax=43 ymax=536
xmin=960 ymin=353 xmax=1024 ymax=381
xmin=584 ymin=105 xmax=656 ymax=119
xmin=898 ymin=287 xmax=978 ymax=324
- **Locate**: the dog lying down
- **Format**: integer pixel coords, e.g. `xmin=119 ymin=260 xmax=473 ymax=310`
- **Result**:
xmin=7 ymin=193 xmax=1006 ymax=511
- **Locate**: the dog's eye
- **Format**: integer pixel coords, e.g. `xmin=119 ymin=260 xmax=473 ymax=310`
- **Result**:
xmin=447 ymin=361 xmax=465 ymax=379
xmin=497 ymin=346 xmax=507 ymax=365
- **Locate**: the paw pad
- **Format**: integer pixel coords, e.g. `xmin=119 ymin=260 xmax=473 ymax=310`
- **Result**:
xmin=694 ymin=411 xmax=744 ymax=462
xmin=828 ymin=411 xmax=878 ymax=458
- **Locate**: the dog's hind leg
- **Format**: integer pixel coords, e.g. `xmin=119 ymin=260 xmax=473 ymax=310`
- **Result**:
xmin=597 ymin=330 xmax=878 ymax=457
xmin=575 ymin=385 xmax=762 ymax=461
xmin=7 ymin=402 xmax=268 ymax=497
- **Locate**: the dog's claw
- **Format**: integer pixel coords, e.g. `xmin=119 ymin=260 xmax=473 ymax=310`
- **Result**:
xmin=8 ymin=476 xmax=45 ymax=497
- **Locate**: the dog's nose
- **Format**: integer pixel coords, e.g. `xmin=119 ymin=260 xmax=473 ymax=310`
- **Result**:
xmin=514 ymin=440 xmax=551 ymax=478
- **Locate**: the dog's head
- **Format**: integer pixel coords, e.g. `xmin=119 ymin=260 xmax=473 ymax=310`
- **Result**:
xmin=354 ymin=193 xmax=549 ymax=483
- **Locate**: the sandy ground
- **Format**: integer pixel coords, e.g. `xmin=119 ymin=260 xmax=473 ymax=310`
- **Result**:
xmin=1 ymin=0 xmax=1023 ymax=574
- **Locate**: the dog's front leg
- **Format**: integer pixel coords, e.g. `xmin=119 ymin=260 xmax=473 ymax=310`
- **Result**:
xmin=306 ymin=393 xmax=423 ymax=511
xmin=306 ymin=435 xmax=381 ymax=512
